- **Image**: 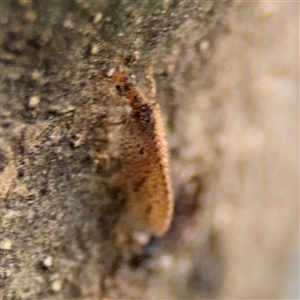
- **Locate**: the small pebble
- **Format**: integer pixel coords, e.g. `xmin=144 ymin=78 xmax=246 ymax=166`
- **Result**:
xmin=43 ymin=256 xmax=53 ymax=267
xmin=133 ymin=51 xmax=140 ymax=62
xmin=0 ymin=238 xmax=12 ymax=250
xmin=24 ymin=10 xmax=37 ymax=22
xmin=106 ymin=67 xmax=116 ymax=78
xmin=18 ymin=0 xmax=32 ymax=6
xmin=51 ymin=278 xmax=63 ymax=292
xmin=93 ymin=13 xmax=103 ymax=24
xmin=132 ymin=231 xmax=150 ymax=245
xmin=63 ymin=19 xmax=74 ymax=29
xmin=6 ymin=269 xmax=12 ymax=277
xmin=28 ymin=96 xmax=40 ymax=108
xmin=158 ymin=254 xmax=174 ymax=268
xmin=31 ymin=70 xmax=42 ymax=80
xmin=199 ymin=40 xmax=210 ymax=51
xmin=91 ymin=44 xmax=99 ymax=55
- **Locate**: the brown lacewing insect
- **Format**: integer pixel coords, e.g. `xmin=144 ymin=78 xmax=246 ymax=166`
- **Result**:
xmin=111 ymin=69 xmax=173 ymax=236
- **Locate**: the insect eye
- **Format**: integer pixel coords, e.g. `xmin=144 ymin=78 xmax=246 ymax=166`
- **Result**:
xmin=115 ymin=85 xmax=123 ymax=93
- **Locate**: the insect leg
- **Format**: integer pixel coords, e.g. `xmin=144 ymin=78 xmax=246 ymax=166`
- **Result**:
xmin=144 ymin=64 xmax=156 ymax=100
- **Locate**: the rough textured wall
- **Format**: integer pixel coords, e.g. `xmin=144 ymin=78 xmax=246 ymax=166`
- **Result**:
xmin=0 ymin=1 xmax=298 ymax=299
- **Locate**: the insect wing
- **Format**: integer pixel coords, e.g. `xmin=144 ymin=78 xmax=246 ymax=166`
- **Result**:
xmin=121 ymin=106 xmax=173 ymax=236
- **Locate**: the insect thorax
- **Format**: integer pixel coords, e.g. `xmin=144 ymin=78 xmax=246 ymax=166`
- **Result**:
xmin=131 ymin=102 xmax=156 ymax=131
